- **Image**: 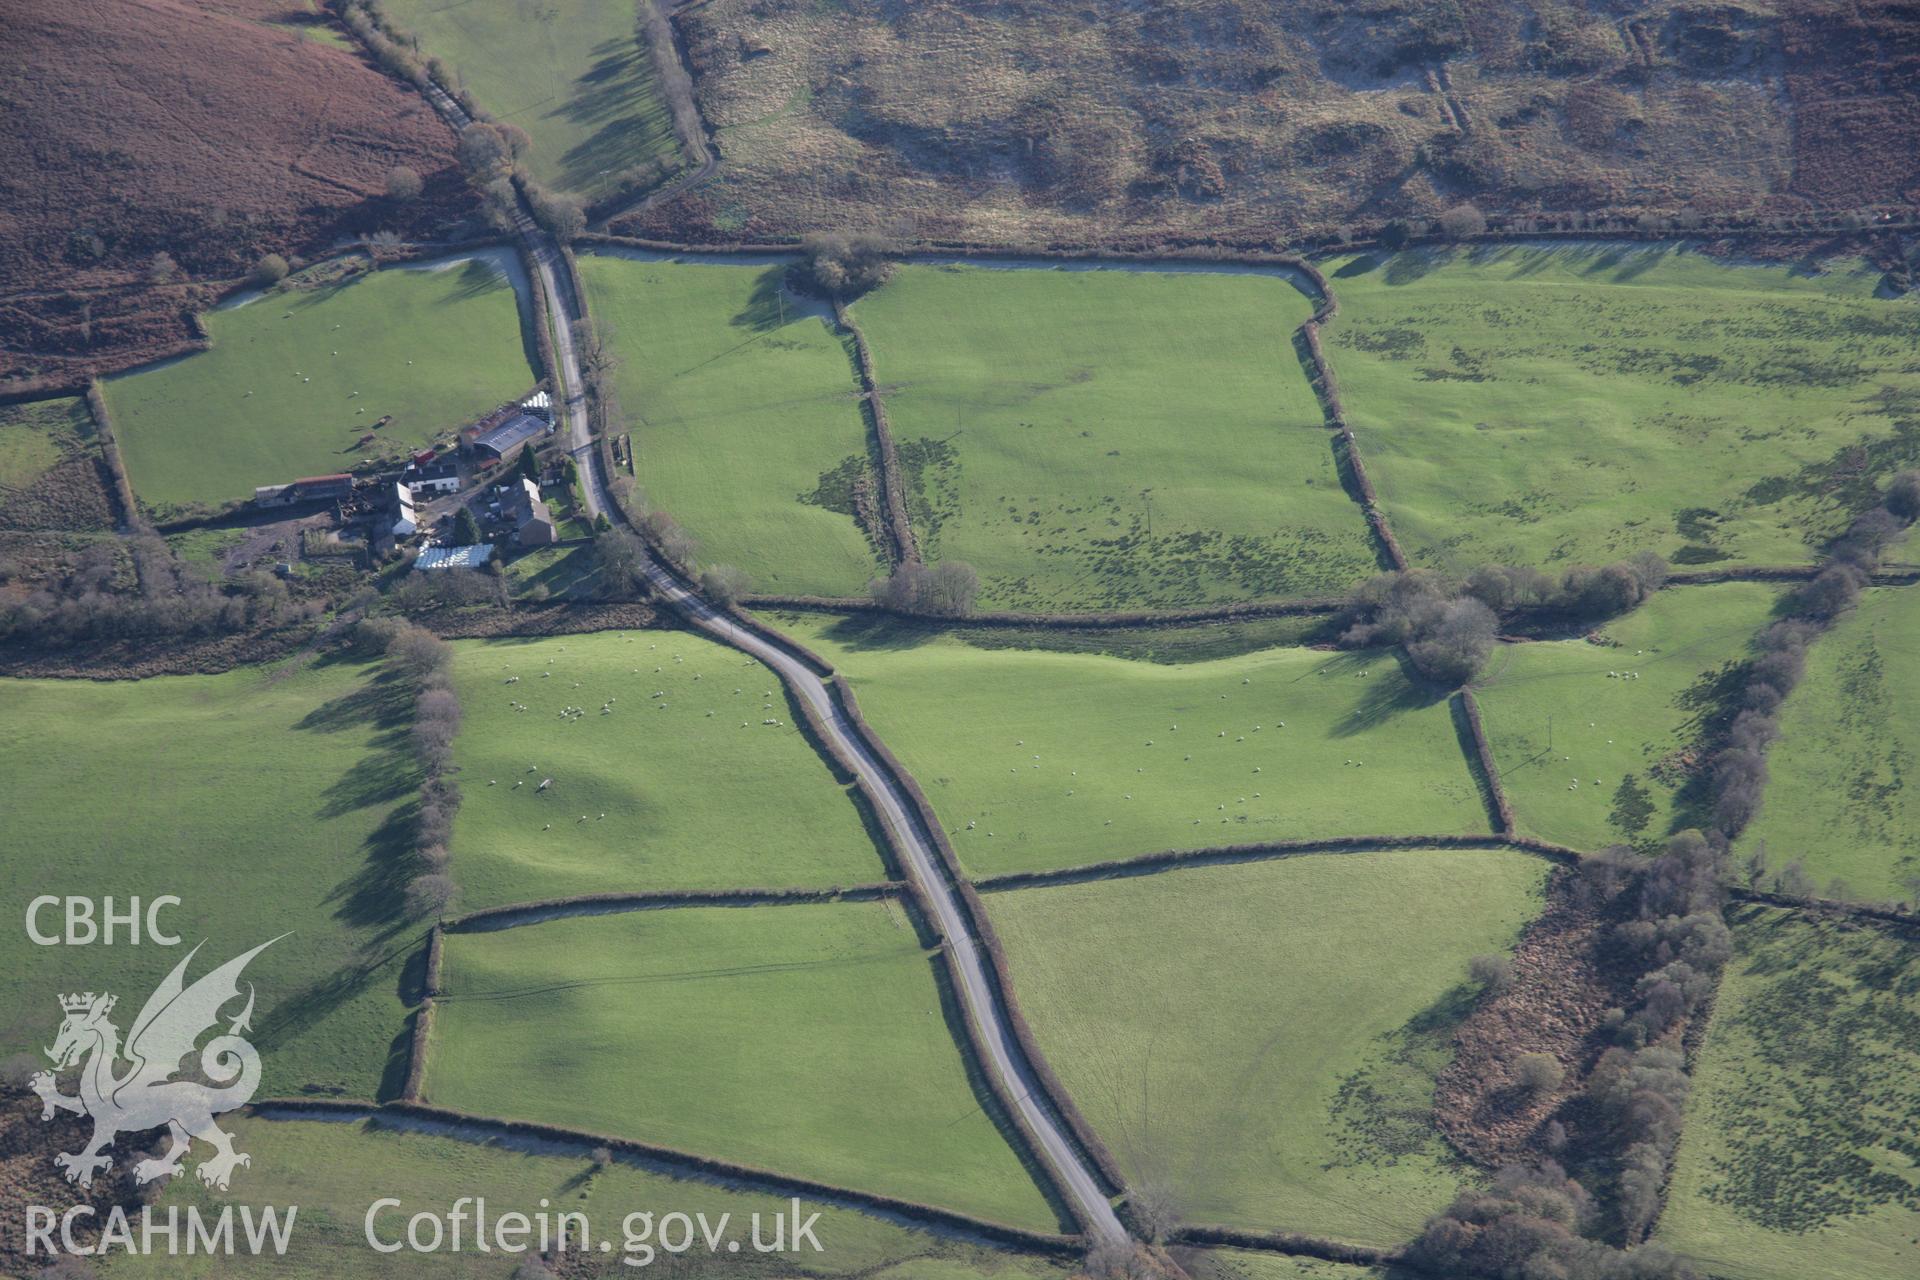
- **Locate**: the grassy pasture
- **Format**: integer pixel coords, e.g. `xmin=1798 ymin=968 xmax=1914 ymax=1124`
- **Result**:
xmin=1659 ymin=907 xmax=1920 ymax=1280
xmin=0 ymin=396 xmax=113 ymax=531
xmin=986 ymin=851 xmax=1550 ymax=1245
xmin=779 ymin=612 xmax=1485 ymax=879
xmin=846 ymin=264 xmax=1378 ymax=611
xmin=1474 ymin=583 xmax=1781 ymax=852
xmin=382 ymin=0 xmax=681 ymax=201
xmin=117 ymin=1116 xmax=1068 ymax=1279
xmin=0 ymin=661 xmax=424 ymax=1099
xmin=446 ymin=630 xmax=887 ymax=908
xmin=0 ymin=398 xmax=80 ymax=490
xmin=106 ymin=257 xmax=534 ymax=513
xmin=1736 ymin=586 xmax=1920 ymax=903
xmin=1322 ymin=245 xmax=1920 ymax=573
xmin=1187 ymin=1254 xmax=1391 ymax=1280
xmin=580 ymin=253 xmax=882 ymax=596
xmin=429 ymin=903 xmax=1066 ymax=1232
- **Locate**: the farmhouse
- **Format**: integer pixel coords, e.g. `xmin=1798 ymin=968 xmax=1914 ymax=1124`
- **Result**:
xmin=404 ymin=451 xmax=461 ymax=498
xmin=508 ymin=477 xmax=556 ymax=547
xmin=415 ymin=544 xmax=496 ymax=571
xmin=469 ymin=411 xmax=551 ymax=465
xmin=254 ymin=473 xmax=354 ymax=508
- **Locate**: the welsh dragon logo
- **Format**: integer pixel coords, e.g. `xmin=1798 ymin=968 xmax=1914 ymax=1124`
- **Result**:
xmin=30 ymin=938 xmax=280 ymax=1192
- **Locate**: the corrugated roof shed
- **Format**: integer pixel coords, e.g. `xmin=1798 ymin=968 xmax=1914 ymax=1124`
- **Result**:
xmin=415 ymin=544 xmax=496 ymax=571
xmin=472 ymin=412 xmax=549 ymax=458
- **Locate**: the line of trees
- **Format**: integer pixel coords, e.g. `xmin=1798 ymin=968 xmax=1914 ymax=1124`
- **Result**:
xmin=868 ymin=560 xmax=979 ymax=617
xmin=1710 ymin=472 xmax=1919 ymax=873
xmin=1337 ymin=553 xmax=1668 ymax=685
xmin=359 ymin=618 xmax=461 ymax=919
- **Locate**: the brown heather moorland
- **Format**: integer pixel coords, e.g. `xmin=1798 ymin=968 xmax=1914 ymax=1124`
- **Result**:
xmin=0 ymin=0 xmax=468 ymax=385
xmin=623 ymin=0 xmax=1920 ymax=246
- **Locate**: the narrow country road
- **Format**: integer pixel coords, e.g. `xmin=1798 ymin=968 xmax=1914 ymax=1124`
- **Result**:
xmin=415 ymin=73 xmax=1125 ymax=1248
xmin=635 ymin=560 xmax=1130 ymax=1248
xmin=417 ymin=82 xmax=605 ymax=517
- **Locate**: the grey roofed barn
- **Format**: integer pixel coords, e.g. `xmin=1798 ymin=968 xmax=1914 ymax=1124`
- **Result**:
xmin=471 ymin=411 xmax=550 ymax=461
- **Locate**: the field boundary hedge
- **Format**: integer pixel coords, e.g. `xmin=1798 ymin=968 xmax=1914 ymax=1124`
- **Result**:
xmin=1453 ymin=688 xmax=1517 ymax=836
xmin=833 ymin=299 xmax=918 ymax=568
xmin=439 ymin=883 xmax=904 ymax=932
xmin=972 ymin=833 xmax=1579 ymax=892
xmin=1731 ymin=887 xmax=1920 ymax=930
xmin=742 ymin=593 xmax=1345 ymax=627
xmin=1169 ymin=1223 xmax=1395 ymax=1268
xmin=423 ymin=924 xmax=445 ymax=997
xmin=825 ymin=674 xmax=1132 ymax=1201
xmin=400 ymin=997 xmax=434 ymax=1103
xmin=83 ymin=380 xmax=144 ymax=533
xmin=244 ymin=1099 xmax=1083 ymax=1254
xmin=1296 ymin=306 xmax=1408 ymax=573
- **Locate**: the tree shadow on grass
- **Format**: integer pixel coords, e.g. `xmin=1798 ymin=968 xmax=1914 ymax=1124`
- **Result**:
xmin=293 ymin=667 xmax=412 ymax=734
xmin=732 ymin=264 xmax=799 ymax=333
xmin=1328 ymin=650 xmax=1449 ymax=737
xmin=817 ymin=611 xmax=944 ymax=653
xmin=325 ymin=800 xmax=424 ymax=931
xmin=255 ymin=930 xmax=425 ymax=1068
xmin=439 ymin=257 xmax=510 ymax=305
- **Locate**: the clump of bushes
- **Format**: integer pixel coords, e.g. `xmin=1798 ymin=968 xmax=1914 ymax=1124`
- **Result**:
xmin=793 ymin=232 xmax=895 ymax=298
xmin=1338 ymin=569 xmax=1496 ymax=685
xmin=698 ymin=563 xmax=751 ymax=604
xmin=1339 ymin=554 xmax=1668 ymax=686
xmin=868 ymin=560 xmax=980 ymax=617
xmin=1413 ymin=1162 xmax=1697 ymax=1279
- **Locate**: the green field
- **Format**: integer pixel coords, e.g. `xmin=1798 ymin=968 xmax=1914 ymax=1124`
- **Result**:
xmin=383 ymin=0 xmax=681 ymax=201
xmin=107 ymin=257 xmax=535 ymax=513
xmin=846 ymin=264 xmax=1378 ymax=610
xmin=428 ymin=903 xmax=1065 ymax=1232
xmin=0 ymin=396 xmax=111 ymax=531
xmin=446 ymin=630 xmax=887 ymax=908
xmin=0 ymin=661 xmax=422 ymax=1098
xmin=1659 ymin=907 xmax=1920 ymax=1280
xmin=779 ymin=613 xmax=1485 ymax=878
xmin=1188 ymin=1254 xmax=1390 ymax=1280
xmin=987 ymin=850 xmax=1550 ymax=1244
xmin=118 ymin=1117 xmax=1068 ymax=1279
xmin=1322 ymin=244 xmax=1920 ymax=572
xmin=1736 ymin=586 xmax=1920 ymax=903
xmin=1474 ymin=583 xmax=1782 ymax=852
xmin=580 ymin=253 xmax=881 ymax=595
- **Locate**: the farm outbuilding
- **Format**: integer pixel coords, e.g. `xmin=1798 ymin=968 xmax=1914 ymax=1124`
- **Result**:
xmin=391 ymin=483 xmax=418 ymax=538
xmin=415 ymin=545 xmax=495 ymax=571
xmin=254 ymin=473 xmax=355 ymax=508
xmin=469 ymin=412 xmax=552 ymax=464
